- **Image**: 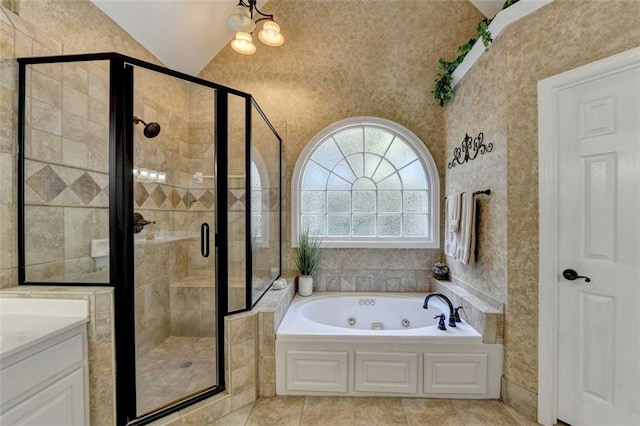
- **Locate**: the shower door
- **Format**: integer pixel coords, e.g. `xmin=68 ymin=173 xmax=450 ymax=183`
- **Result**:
xmin=131 ymin=66 xmax=219 ymax=417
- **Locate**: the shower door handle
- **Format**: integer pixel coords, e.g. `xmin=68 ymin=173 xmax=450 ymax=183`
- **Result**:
xmin=201 ymin=223 xmax=210 ymax=258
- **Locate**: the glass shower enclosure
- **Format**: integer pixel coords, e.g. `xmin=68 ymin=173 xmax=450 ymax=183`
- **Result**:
xmin=17 ymin=53 xmax=282 ymax=425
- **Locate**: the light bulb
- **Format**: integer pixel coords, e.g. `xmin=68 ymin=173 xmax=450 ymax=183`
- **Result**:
xmin=231 ymin=32 xmax=257 ymax=55
xmin=139 ymin=168 xmax=149 ymax=180
xmin=133 ymin=166 xmax=139 ymax=179
xmin=148 ymin=170 xmax=158 ymax=181
xmin=157 ymin=172 xmax=166 ymax=183
xmin=227 ymin=5 xmax=256 ymax=33
xmin=258 ymin=21 xmax=284 ymax=47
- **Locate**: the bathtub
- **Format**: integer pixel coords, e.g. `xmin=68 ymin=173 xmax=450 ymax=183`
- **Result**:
xmin=275 ymin=292 xmax=502 ymax=398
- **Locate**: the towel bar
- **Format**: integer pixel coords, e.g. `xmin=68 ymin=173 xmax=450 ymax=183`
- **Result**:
xmin=444 ymin=189 xmax=491 ymax=199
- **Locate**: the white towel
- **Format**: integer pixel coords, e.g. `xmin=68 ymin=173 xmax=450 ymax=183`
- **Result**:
xmin=454 ymin=192 xmax=477 ymax=265
xmin=447 ymin=192 xmax=462 ymax=233
xmin=444 ymin=193 xmax=462 ymax=257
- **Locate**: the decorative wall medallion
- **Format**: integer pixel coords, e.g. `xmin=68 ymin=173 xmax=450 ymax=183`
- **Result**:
xmin=447 ymin=132 xmax=493 ymax=169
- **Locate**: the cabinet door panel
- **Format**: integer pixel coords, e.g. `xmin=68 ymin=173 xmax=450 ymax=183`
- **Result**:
xmin=1 ymin=368 xmax=87 ymax=426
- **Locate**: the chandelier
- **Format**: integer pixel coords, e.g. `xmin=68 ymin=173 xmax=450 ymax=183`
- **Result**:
xmin=227 ymin=0 xmax=284 ymax=55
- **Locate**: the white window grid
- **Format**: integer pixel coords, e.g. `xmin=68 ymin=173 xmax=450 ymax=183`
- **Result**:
xmin=292 ymin=117 xmax=440 ymax=249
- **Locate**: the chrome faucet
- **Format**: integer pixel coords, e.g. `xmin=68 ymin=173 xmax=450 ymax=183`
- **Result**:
xmin=423 ymin=293 xmax=458 ymax=328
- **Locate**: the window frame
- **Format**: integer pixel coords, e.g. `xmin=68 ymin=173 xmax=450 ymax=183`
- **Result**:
xmin=291 ymin=117 xmax=440 ymax=248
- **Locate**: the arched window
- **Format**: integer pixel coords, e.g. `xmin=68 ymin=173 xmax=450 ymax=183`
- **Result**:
xmin=292 ymin=117 xmax=440 ymax=248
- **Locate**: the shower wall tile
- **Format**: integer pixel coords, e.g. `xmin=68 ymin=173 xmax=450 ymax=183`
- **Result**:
xmin=200 ymin=311 xmax=216 ymax=338
xmin=87 ymin=72 xmax=108 ymax=103
xmin=0 ymin=203 xmax=15 ymax=270
xmin=24 ymin=205 xmax=63 ymax=264
xmin=87 ymin=97 xmax=107 ymax=126
xmin=29 ymin=129 xmax=62 ymax=163
xmin=63 ymin=207 xmax=107 ymax=259
xmin=171 ymin=286 xmax=200 ymax=310
xmin=170 ymin=309 xmax=200 ymax=337
xmin=62 ymin=62 xmax=88 ymax=93
xmin=0 ymin=152 xmax=12 ymax=203
xmin=26 ymin=163 xmax=65 ymax=201
xmin=62 ymin=85 xmax=88 ymax=118
xmin=62 ymin=138 xmax=88 ymax=168
xmin=0 ymin=86 xmax=14 ymax=154
xmin=24 ymin=261 xmax=64 ymax=282
xmin=31 ymin=69 xmax=61 ymax=108
xmin=0 ymin=269 xmax=14 ymax=289
xmin=226 ymin=312 xmax=258 ymax=397
xmin=30 ymin=98 xmax=61 ymax=135
xmin=62 ymin=110 xmax=88 ymax=141
xmin=24 ymin=160 xmax=109 ymax=207
xmin=87 ymin=141 xmax=109 ymax=173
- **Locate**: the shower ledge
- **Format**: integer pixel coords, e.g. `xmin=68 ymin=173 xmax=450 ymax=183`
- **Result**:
xmin=451 ymin=0 xmax=554 ymax=88
xmin=133 ymin=230 xmax=198 ymax=244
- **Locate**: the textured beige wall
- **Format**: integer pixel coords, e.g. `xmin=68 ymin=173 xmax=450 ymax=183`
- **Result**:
xmin=11 ymin=0 xmax=159 ymax=63
xmin=200 ymin=0 xmax=483 ymax=278
xmin=444 ymin=35 xmax=509 ymax=303
xmin=445 ymin=0 xmax=640 ymax=418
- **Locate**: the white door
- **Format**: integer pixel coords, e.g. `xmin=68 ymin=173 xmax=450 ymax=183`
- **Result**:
xmin=557 ymin=60 xmax=640 ymax=425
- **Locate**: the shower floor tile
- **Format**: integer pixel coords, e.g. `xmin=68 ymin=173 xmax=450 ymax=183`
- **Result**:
xmin=136 ymin=336 xmax=217 ymax=416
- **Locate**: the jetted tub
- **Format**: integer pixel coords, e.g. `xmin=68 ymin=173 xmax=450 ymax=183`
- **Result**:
xmin=275 ymin=292 xmax=502 ymax=398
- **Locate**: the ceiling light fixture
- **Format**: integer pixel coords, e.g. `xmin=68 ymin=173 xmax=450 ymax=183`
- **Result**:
xmin=228 ymin=0 xmax=284 ymax=54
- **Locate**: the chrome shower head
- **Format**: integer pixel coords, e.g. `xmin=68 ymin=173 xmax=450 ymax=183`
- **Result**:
xmin=133 ymin=116 xmax=161 ymax=138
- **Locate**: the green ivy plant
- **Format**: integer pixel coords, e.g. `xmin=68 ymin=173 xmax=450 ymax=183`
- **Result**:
xmin=432 ymin=0 xmax=520 ymax=107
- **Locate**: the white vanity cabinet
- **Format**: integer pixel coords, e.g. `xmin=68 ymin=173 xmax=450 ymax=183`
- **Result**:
xmin=0 ymin=298 xmax=90 ymax=426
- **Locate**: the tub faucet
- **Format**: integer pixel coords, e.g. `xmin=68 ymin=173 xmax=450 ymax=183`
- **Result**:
xmin=423 ymin=293 xmax=457 ymax=328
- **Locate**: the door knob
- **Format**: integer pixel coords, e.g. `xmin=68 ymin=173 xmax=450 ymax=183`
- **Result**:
xmin=562 ymin=269 xmax=591 ymax=282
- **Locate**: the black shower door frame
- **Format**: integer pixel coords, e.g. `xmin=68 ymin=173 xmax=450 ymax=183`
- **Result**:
xmin=16 ymin=52 xmax=279 ymax=425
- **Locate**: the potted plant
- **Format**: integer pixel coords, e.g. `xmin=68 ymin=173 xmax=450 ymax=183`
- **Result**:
xmin=294 ymin=228 xmax=322 ymax=296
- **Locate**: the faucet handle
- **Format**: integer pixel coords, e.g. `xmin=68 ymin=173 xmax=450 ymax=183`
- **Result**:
xmin=454 ymin=306 xmax=463 ymax=322
xmin=433 ymin=314 xmax=446 ymax=331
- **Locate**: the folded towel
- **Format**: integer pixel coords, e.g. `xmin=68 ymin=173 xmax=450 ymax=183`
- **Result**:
xmin=444 ymin=193 xmax=462 ymax=257
xmin=454 ymin=192 xmax=477 ymax=265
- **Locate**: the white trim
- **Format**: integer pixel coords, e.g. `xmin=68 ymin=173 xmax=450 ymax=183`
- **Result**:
xmin=452 ymin=0 xmax=554 ymax=87
xmin=537 ymin=47 xmax=640 ymax=426
xmin=291 ymin=116 xmax=440 ymax=248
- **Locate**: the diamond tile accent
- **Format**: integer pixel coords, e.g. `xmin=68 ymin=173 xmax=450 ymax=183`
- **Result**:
xmin=228 ymin=189 xmax=246 ymax=210
xmin=26 ymin=165 xmax=67 ymax=202
xmin=270 ymin=189 xmax=279 ymax=209
xmin=183 ymin=191 xmax=197 ymax=208
xmin=151 ymin=185 xmax=167 ymax=207
xmin=199 ymin=190 xmax=214 ymax=209
xmin=70 ymin=172 xmax=101 ymax=205
xmin=169 ymin=188 xmax=181 ymax=208
xmin=135 ymin=182 xmax=149 ymax=207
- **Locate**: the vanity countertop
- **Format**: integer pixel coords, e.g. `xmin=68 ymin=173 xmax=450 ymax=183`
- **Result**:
xmin=0 ymin=298 xmax=89 ymax=361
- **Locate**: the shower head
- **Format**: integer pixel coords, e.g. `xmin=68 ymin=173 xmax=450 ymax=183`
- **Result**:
xmin=133 ymin=116 xmax=161 ymax=138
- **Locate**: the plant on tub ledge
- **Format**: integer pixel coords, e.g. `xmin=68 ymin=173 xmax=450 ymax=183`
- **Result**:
xmin=294 ymin=228 xmax=322 ymax=297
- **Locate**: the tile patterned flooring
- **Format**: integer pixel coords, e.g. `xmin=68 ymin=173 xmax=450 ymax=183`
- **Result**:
xmin=213 ymin=396 xmax=540 ymax=426
xmin=136 ymin=336 xmax=217 ymax=416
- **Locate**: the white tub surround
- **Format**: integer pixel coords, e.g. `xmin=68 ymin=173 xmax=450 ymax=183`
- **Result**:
xmin=276 ymin=293 xmax=502 ymax=399
xmin=0 ymin=298 xmax=90 ymax=425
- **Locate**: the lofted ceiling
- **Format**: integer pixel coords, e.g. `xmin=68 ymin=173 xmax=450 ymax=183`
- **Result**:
xmin=90 ymin=0 xmax=505 ymax=76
